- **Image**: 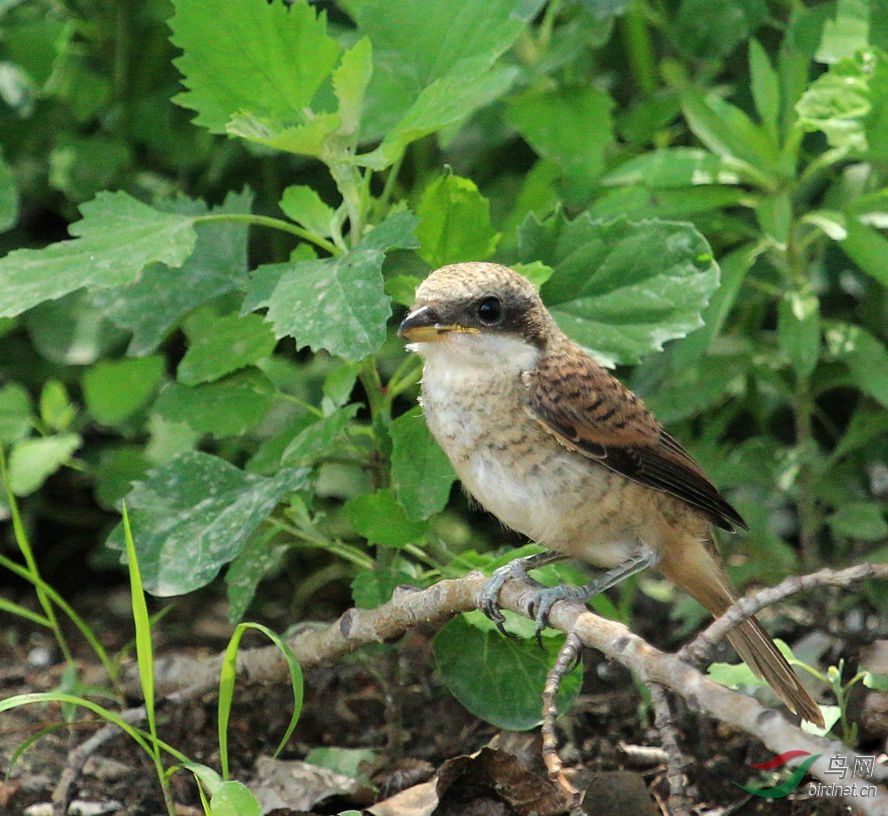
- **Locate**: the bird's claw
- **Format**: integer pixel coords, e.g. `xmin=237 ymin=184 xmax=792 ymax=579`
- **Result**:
xmin=479 ymin=558 xmax=544 ymax=637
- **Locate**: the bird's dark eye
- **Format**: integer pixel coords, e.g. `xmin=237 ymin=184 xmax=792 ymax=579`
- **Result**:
xmin=476 ymin=296 xmax=503 ymax=325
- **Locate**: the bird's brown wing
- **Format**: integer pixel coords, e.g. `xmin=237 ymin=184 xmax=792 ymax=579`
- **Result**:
xmin=524 ymin=347 xmax=747 ymax=532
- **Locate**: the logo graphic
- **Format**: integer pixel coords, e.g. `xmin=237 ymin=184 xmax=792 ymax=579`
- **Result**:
xmin=734 ymin=751 xmax=821 ymax=799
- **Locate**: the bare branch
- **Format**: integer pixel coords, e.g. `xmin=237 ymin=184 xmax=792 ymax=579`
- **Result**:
xmin=120 ymin=566 xmax=888 ymax=815
xmin=680 ymin=563 xmax=888 ymax=667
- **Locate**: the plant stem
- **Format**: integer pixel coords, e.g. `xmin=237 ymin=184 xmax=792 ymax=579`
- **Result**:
xmin=194 ymin=213 xmax=339 ymax=256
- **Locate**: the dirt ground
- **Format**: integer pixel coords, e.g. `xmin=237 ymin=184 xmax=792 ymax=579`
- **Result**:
xmin=0 ymin=579 xmax=879 ymax=816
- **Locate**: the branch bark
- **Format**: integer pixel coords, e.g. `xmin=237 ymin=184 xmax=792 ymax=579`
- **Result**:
xmin=124 ymin=564 xmax=888 ymax=814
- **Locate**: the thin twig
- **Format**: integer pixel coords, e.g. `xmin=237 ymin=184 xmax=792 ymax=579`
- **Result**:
xmin=648 ymin=683 xmax=693 ymax=816
xmin=680 ymin=563 xmax=887 ymax=667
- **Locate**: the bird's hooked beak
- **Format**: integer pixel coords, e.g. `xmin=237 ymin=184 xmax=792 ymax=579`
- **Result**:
xmin=398 ymin=305 xmax=479 ymax=343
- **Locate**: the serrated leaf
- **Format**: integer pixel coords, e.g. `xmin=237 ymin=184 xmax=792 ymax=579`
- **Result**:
xmin=333 ymin=37 xmax=372 ymax=137
xmin=226 ymin=111 xmax=341 ymax=158
xmin=170 ymin=0 xmax=341 ymax=134
xmin=433 ymin=612 xmax=582 ymax=730
xmin=357 ymin=61 xmax=518 ymax=170
xmin=89 ymin=190 xmax=253 ymax=356
xmin=0 ymin=191 xmax=197 ymax=318
xmin=390 ymin=407 xmax=456 ymax=520
xmin=178 ymin=314 xmax=276 ymax=385
xmin=82 ymin=356 xmax=166 ymax=425
xmin=355 ymin=0 xmax=545 ymax=139
xmin=343 ymin=489 xmax=425 ymax=548
xmin=280 ymin=186 xmax=335 ymax=237
xmin=519 ymin=211 xmax=720 ymax=365
xmin=8 ymin=434 xmax=82 ymax=496
xmin=828 ymin=502 xmax=888 ymax=541
xmin=250 ymin=212 xmax=418 ymax=360
xmin=106 ymin=451 xmax=309 ymax=595
xmin=416 ymin=172 xmax=499 ymax=266
xmin=778 ymin=292 xmax=821 ymax=378
xmin=153 ymin=370 xmax=276 ymax=437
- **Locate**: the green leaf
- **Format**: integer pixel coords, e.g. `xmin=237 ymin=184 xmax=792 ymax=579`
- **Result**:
xmin=280 ymin=186 xmax=335 ymax=237
xmin=520 ymin=211 xmax=720 ymax=365
xmin=82 ymin=356 xmax=166 ymax=425
xmin=248 ymin=212 xmax=418 ymax=361
xmin=210 ymin=781 xmax=262 ymax=816
xmin=94 ymin=447 xmax=151 ymax=509
xmin=0 ymin=383 xmax=33 ymax=443
xmin=828 ymin=502 xmax=888 ymax=541
xmin=826 ymin=323 xmax=888 ymax=407
xmin=416 ymin=171 xmax=500 ymax=267
xmin=106 ymin=452 xmax=309 ymax=595
xmin=226 ymin=111 xmax=341 ymax=158
xmin=390 ymin=407 xmax=456 ymax=521
xmin=0 ymin=150 xmax=19 ymax=232
xmin=153 ymin=370 xmax=276 ymax=438
xmin=280 ymin=404 xmax=360 ymax=466
xmin=816 ymin=0 xmax=870 ymax=64
xmin=749 ymin=39 xmax=781 ymax=136
xmin=305 ymin=747 xmax=376 ymax=783
xmin=433 ymin=612 xmax=582 ymax=730
xmin=863 ymin=670 xmax=888 ymax=691
xmin=225 ymin=530 xmax=288 ymax=623
xmin=170 ymin=0 xmax=341 ymax=134
xmin=355 ymin=0 xmax=545 ymax=139
xmin=8 ymin=434 xmax=82 ymax=496
xmin=681 ymin=89 xmax=778 ymax=179
xmin=778 ymin=292 xmax=821 ymax=378
xmin=601 ymin=148 xmax=747 ymax=188
xmin=178 ymin=313 xmax=276 ymax=385
xmin=351 ymin=567 xmax=414 ymax=609
xmin=89 ymin=190 xmax=253 ymax=356
xmin=671 ymin=0 xmax=769 ymax=62
xmin=39 ymin=380 xmax=75 ymax=432
xmin=839 ymin=216 xmax=888 ymax=287
xmin=333 ymin=37 xmax=373 ymax=138
xmin=506 ymin=85 xmax=614 ymax=185
xmin=0 ymin=192 xmax=197 ymax=318
xmin=796 ymin=55 xmax=872 ymax=152
xmin=357 ymin=61 xmax=518 ymax=170
xmin=343 ymin=489 xmax=425 ymax=548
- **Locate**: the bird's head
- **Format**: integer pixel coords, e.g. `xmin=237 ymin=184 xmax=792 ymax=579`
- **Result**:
xmin=398 ymin=263 xmax=553 ymax=366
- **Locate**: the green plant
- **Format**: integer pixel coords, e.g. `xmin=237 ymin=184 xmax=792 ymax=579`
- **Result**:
xmin=1 ymin=0 xmax=885 ymax=736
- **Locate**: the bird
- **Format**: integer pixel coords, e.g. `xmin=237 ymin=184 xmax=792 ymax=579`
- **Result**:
xmin=398 ymin=261 xmax=823 ymax=726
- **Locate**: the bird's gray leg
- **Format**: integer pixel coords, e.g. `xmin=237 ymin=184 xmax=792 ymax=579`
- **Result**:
xmin=480 ymin=550 xmax=567 ymax=637
xmin=529 ymin=547 xmax=660 ymax=639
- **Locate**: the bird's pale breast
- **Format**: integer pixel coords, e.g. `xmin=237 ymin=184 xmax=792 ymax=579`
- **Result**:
xmin=418 ymin=346 xmax=668 ymax=568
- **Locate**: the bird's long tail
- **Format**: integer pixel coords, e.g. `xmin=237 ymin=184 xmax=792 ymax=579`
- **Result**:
xmin=660 ymin=535 xmax=824 ymax=727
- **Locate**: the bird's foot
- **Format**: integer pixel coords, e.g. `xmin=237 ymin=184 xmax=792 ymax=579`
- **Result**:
xmin=479 ymin=551 xmax=565 ymax=637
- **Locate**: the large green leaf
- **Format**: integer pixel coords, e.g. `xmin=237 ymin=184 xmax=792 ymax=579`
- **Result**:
xmin=170 ymin=0 xmax=341 ymax=134
xmin=416 ymin=172 xmax=499 ymax=267
xmin=90 ymin=190 xmax=252 ymax=356
xmin=82 ymin=356 xmax=166 ymax=425
xmin=390 ymin=407 xmax=456 ymax=521
xmin=246 ymin=212 xmax=418 ymax=361
xmin=519 ymin=211 xmax=720 ymax=365
xmin=8 ymin=434 xmax=82 ymax=496
xmin=178 ymin=313 xmax=276 ymax=385
xmin=106 ymin=452 xmax=309 ymax=595
xmin=433 ymin=612 xmax=582 ymax=731
xmin=0 ymin=192 xmax=197 ymax=317
xmin=153 ymin=370 xmax=276 ymax=438
xmin=353 ymin=0 xmax=545 ymax=138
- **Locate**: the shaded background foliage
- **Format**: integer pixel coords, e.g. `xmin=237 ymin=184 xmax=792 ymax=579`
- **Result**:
xmin=0 ymin=0 xmax=885 ymax=727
